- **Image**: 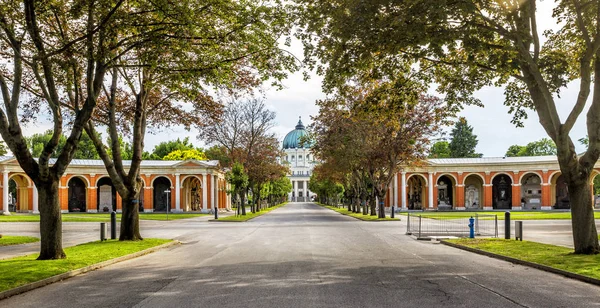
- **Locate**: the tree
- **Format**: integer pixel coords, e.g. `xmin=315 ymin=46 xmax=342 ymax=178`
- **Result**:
xmin=226 ymin=162 xmax=249 ymax=215
xmin=311 ymin=79 xmax=450 ymax=218
xmin=449 ymin=118 xmax=482 ymax=158
xmin=205 ymin=145 xmax=231 ymax=167
xmin=0 ymin=0 xmax=137 ymax=259
xmin=163 ymin=149 xmax=207 ymax=161
xmin=84 ymin=0 xmax=298 ymax=240
xmin=506 ymin=138 xmax=557 ymax=157
xmin=429 ymin=141 xmax=451 ymax=158
xmin=505 ymin=145 xmax=527 ymax=157
xmin=145 ymin=138 xmax=196 ymax=160
xmin=0 ymin=141 xmax=7 ymax=156
xmin=26 ymin=130 xmax=100 ymax=159
xmin=200 ymin=99 xmax=290 ymax=214
xmin=296 ymin=1 xmax=600 ymax=253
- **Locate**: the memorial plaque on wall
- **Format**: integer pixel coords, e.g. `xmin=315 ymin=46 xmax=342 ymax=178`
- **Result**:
xmin=99 ymin=185 xmax=112 ymax=210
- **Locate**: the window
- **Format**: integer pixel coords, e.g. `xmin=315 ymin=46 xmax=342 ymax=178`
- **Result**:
xmin=307 ymin=154 xmax=310 ymax=161
xmin=299 ymin=155 xmax=303 ymax=160
xmin=291 ymin=155 xmax=295 ymax=161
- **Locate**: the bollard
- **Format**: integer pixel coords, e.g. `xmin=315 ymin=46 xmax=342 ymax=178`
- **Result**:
xmin=504 ymin=211 xmax=511 ymax=240
xmin=515 ymin=221 xmax=523 ymax=241
xmin=100 ymin=222 xmax=107 ymax=241
xmin=468 ymin=217 xmax=475 ymax=238
xmin=111 ymin=211 xmax=117 ymax=240
xmin=214 ymin=207 xmax=218 ymax=220
xmin=391 ymin=206 xmax=395 ymax=218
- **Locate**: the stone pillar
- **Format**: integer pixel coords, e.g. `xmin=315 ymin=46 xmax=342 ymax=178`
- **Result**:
xmin=428 ymin=172 xmax=434 ymax=209
xmin=3 ymin=170 xmax=9 ymax=215
xmin=483 ymin=184 xmax=493 ymax=210
xmin=212 ymin=175 xmax=217 ymax=210
xmin=294 ymin=180 xmax=298 ymax=202
xmin=202 ymin=173 xmax=208 ymax=211
xmin=512 ymin=184 xmax=522 ymax=210
xmin=400 ymin=172 xmax=406 ymax=210
xmin=306 ymin=180 xmax=310 ymax=201
xmin=175 ymin=174 xmax=181 ymax=212
xmin=541 ymin=183 xmax=551 ymax=210
xmin=393 ymin=173 xmax=398 ymax=209
xmin=33 ymin=184 xmax=39 ymax=214
xmin=456 ymin=184 xmax=465 ymax=210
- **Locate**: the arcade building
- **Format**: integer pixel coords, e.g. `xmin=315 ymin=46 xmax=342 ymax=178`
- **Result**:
xmin=0 ymin=157 xmax=231 ymax=215
xmin=383 ymin=156 xmax=600 ymax=210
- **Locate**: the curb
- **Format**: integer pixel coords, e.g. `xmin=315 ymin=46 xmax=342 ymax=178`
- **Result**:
xmin=0 ymin=240 xmax=180 ymax=301
xmin=209 ymin=219 xmax=248 ymax=222
xmin=440 ymin=240 xmax=600 ymax=287
xmin=319 ymin=205 xmax=401 ymax=222
xmin=209 ymin=204 xmax=289 ymax=223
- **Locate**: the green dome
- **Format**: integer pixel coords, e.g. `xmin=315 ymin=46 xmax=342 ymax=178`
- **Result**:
xmin=283 ymin=118 xmax=310 ymax=149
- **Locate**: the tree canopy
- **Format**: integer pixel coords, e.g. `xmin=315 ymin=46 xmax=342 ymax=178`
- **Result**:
xmin=295 ymin=0 xmax=600 ymax=253
xmin=162 ymin=149 xmax=207 ymax=161
xmin=448 ymin=118 xmax=482 ymax=158
xmin=428 ymin=141 xmax=451 ymax=158
xmin=505 ymin=138 xmax=557 ymax=157
xmin=144 ymin=138 xmax=197 ymax=160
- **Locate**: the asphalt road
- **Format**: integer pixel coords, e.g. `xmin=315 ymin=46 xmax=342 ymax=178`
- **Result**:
xmin=2 ymin=202 xmax=600 ymax=307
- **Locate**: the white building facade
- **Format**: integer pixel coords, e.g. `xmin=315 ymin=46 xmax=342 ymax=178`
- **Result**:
xmin=282 ymin=118 xmax=316 ymax=202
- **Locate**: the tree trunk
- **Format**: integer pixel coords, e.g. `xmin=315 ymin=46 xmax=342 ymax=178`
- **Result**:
xmin=241 ymin=192 xmax=247 ymax=215
xmin=569 ymin=178 xmax=600 ymax=254
xmin=378 ymin=200 xmax=386 ymax=219
xmin=120 ymin=192 xmax=143 ymax=241
xmin=37 ymin=182 xmax=66 ymax=260
xmin=369 ymin=198 xmax=376 ymax=216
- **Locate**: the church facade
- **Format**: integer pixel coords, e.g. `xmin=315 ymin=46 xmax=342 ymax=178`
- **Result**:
xmin=383 ymin=156 xmax=600 ymax=211
xmin=281 ymin=118 xmax=316 ymax=202
xmin=0 ymin=157 xmax=231 ymax=215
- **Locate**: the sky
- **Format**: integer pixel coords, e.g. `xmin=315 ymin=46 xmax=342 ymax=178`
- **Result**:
xmin=16 ymin=3 xmax=591 ymax=157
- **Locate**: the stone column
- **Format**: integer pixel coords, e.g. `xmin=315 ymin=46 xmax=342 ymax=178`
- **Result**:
xmin=456 ymin=184 xmax=465 ymax=210
xmin=483 ymin=184 xmax=493 ymax=210
xmin=212 ymin=175 xmax=217 ymax=210
xmin=393 ymin=173 xmax=398 ymax=209
xmin=33 ymin=184 xmax=39 ymax=214
xmin=305 ymin=180 xmax=310 ymax=201
xmin=401 ymin=172 xmax=407 ymax=210
xmin=541 ymin=183 xmax=552 ymax=210
xmin=202 ymin=173 xmax=208 ymax=211
xmin=175 ymin=174 xmax=181 ymax=212
xmin=2 ymin=170 xmax=9 ymax=215
xmin=512 ymin=184 xmax=522 ymax=210
xmin=428 ymin=172 xmax=434 ymax=209
xmin=294 ymin=180 xmax=298 ymax=202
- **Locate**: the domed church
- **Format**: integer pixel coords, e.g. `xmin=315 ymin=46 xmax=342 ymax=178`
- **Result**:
xmin=282 ymin=117 xmax=316 ymax=202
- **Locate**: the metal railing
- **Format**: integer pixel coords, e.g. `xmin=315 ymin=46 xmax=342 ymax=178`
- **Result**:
xmin=406 ymin=213 xmax=498 ymax=238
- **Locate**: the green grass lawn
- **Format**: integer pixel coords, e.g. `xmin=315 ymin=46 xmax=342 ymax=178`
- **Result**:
xmin=400 ymin=211 xmax=600 ymax=220
xmin=216 ymin=203 xmax=288 ymax=222
xmin=0 ymin=235 xmax=39 ymax=247
xmin=0 ymin=238 xmax=172 ymax=293
xmin=447 ymin=238 xmax=600 ymax=280
xmin=319 ymin=204 xmax=399 ymax=221
xmin=0 ymin=213 xmax=208 ymax=223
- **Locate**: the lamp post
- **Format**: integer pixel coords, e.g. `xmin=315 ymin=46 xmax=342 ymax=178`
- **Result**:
xmin=164 ymin=189 xmax=171 ymax=221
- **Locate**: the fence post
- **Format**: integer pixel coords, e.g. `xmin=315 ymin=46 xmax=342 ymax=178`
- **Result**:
xmin=406 ymin=213 xmax=410 ymax=234
xmin=495 ymin=216 xmax=498 ymax=238
xmin=475 ymin=213 xmax=480 ymax=235
xmin=505 ymin=211 xmax=511 ymax=239
xmin=418 ymin=216 xmax=422 ymax=239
